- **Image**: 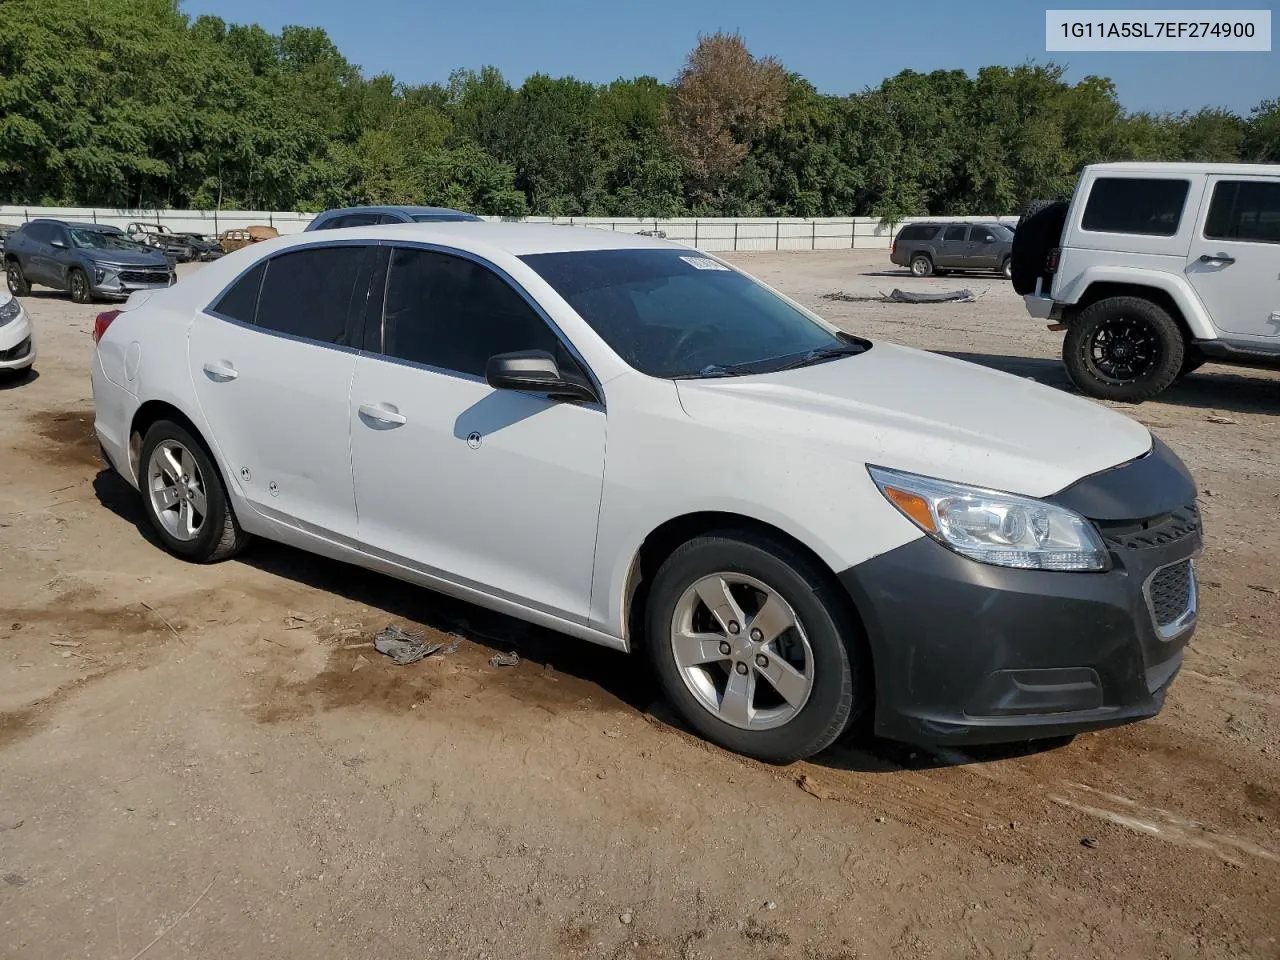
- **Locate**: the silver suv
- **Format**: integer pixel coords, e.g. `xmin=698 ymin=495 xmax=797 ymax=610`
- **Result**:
xmin=1015 ymin=162 xmax=1280 ymax=401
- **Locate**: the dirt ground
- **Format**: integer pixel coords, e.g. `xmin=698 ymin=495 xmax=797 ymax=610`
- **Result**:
xmin=1 ymin=250 xmax=1277 ymax=960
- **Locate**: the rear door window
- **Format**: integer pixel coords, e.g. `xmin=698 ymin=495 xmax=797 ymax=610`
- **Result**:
xmin=944 ymin=225 xmax=968 ymax=242
xmin=971 ymin=226 xmax=996 ymax=243
xmin=254 ymin=246 xmax=368 ymax=345
xmin=1204 ymin=180 xmax=1280 ymax=244
xmin=1082 ymin=178 xmax=1190 ymax=236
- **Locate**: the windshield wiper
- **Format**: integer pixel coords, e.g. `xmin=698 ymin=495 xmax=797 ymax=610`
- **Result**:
xmin=772 ymin=343 xmax=866 ymax=372
xmin=671 ymin=364 xmax=749 ymax=380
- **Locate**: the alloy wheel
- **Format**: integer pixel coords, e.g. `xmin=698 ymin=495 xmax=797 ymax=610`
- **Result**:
xmin=147 ymin=439 xmax=208 ymax=542
xmin=1087 ymin=315 xmax=1160 ymax=383
xmin=669 ymin=572 xmax=815 ymax=731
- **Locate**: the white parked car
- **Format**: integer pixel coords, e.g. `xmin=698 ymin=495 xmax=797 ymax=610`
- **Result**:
xmin=1015 ymin=161 xmax=1280 ymax=401
xmin=0 ymin=286 xmax=35 ymax=375
xmin=91 ymin=223 xmax=1202 ymax=762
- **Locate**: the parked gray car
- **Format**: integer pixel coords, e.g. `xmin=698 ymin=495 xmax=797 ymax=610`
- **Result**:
xmin=4 ymin=220 xmax=175 ymax=303
xmin=305 ymin=205 xmax=482 ymax=231
xmin=890 ymin=222 xmax=1015 ymax=279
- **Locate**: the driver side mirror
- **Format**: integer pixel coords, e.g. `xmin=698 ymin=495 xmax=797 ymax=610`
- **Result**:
xmin=486 ymin=350 xmax=597 ymax=403
xmin=983 ymin=235 xmax=996 ymax=243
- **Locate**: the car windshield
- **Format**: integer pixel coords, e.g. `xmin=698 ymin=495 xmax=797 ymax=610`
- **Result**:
xmin=521 ymin=248 xmax=867 ymax=379
xmin=69 ymin=228 xmax=140 ymax=251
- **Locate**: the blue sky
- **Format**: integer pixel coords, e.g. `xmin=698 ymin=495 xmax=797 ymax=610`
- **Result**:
xmin=183 ymin=0 xmax=1277 ymax=114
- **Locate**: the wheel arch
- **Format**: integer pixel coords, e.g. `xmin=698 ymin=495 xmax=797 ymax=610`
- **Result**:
xmin=129 ymin=400 xmax=216 ymax=486
xmin=621 ymin=510 xmax=875 ymax=687
xmin=1062 ymin=273 xmax=1215 ymax=340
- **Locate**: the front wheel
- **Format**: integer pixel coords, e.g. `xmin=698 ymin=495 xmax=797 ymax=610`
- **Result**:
xmin=68 ymin=267 xmax=92 ymax=304
xmin=1063 ymin=296 xmax=1185 ymax=402
xmin=646 ymin=532 xmax=861 ymax=763
xmin=138 ymin=420 xmax=250 ymax=563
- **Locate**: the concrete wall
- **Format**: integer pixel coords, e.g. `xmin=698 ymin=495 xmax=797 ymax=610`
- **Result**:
xmin=0 ymin=207 xmax=1018 ymax=251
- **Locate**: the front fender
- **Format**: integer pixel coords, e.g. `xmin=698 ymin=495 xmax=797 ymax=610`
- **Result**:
xmin=1056 ymin=266 xmax=1216 ymax=340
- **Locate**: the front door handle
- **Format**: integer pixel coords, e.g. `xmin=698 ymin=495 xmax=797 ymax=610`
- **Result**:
xmin=202 ymin=360 xmax=238 ymax=382
xmin=1199 ymin=253 xmax=1236 ymax=266
xmin=358 ymin=402 xmax=407 ymax=427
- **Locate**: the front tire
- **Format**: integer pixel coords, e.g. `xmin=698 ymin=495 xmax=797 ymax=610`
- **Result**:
xmin=1063 ymin=296 xmax=1185 ymax=402
xmin=68 ymin=267 xmax=92 ymax=304
xmin=909 ymin=254 xmax=934 ymax=278
xmin=645 ymin=531 xmax=860 ymax=764
xmin=138 ymin=420 xmax=250 ymax=563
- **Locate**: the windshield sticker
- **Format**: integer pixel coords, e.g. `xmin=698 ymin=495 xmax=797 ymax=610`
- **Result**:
xmin=679 ymin=255 xmax=730 ymax=271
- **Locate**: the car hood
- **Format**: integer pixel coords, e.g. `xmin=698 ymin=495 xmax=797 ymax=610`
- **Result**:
xmin=673 ymin=342 xmax=1153 ymax=499
xmin=82 ymin=248 xmax=170 ymax=268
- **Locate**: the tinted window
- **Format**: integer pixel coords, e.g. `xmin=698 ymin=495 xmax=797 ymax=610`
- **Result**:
xmin=26 ymin=223 xmax=55 ymax=244
xmin=1082 ymin=178 xmax=1189 ymax=236
xmin=898 ymin=225 xmax=930 ymax=242
xmin=211 ymin=262 xmax=266 ymax=323
xmin=522 ymin=249 xmax=861 ymax=379
xmin=382 ymin=247 xmax=566 ymax=377
xmin=378 ymin=213 xmax=409 ymax=224
xmin=255 ymin=247 xmax=365 ymax=344
xmin=944 ymin=225 xmax=967 ymax=242
xmin=971 ymin=226 xmax=996 ymax=243
xmin=1204 ymin=180 xmax=1280 ymax=244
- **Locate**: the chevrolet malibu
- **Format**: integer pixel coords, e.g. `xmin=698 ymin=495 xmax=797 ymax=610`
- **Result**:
xmin=90 ymin=224 xmax=1202 ymax=762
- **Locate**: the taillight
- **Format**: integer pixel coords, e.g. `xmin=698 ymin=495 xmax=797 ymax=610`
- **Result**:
xmin=891 ymin=238 xmax=897 ymax=255
xmin=93 ymin=310 xmax=121 ymax=344
xmin=1045 ymin=247 xmax=1061 ymax=274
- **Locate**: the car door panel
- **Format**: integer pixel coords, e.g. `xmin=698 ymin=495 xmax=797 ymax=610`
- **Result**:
xmin=188 ymin=245 xmax=371 ymax=541
xmin=349 ymin=245 xmax=606 ymax=622
xmin=25 ymin=226 xmax=56 ymax=285
xmin=937 ymin=226 xmax=969 ymax=267
xmin=1187 ymin=176 xmax=1280 ymax=338
xmin=967 ymin=226 xmax=1000 ymax=268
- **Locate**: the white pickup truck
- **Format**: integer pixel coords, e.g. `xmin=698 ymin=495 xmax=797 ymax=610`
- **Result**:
xmin=1013 ymin=161 xmax=1280 ymax=401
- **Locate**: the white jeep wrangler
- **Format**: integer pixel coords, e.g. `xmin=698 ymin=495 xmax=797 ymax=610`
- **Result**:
xmin=1013 ymin=162 xmax=1280 ymax=401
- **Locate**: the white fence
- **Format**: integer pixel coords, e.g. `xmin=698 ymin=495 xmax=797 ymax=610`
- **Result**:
xmin=0 ymin=206 xmax=1018 ymax=252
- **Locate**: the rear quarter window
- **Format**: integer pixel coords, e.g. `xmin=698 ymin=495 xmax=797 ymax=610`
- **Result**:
xmin=1082 ymin=178 xmax=1190 ymax=237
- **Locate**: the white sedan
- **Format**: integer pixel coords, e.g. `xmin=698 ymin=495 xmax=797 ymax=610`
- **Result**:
xmin=0 ymin=286 xmax=35 ymax=375
xmin=91 ymin=223 xmax=1201 ymax=762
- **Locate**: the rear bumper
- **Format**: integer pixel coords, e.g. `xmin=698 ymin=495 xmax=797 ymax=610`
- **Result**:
xmin=1023 ymin=294 xmax=1059 ymax=320
xmin=840 ymin=440 xmax=1201 ymax=747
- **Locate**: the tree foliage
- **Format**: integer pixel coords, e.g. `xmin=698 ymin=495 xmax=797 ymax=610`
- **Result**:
xmin=0 ymin=4 xmax=1272 ymax=215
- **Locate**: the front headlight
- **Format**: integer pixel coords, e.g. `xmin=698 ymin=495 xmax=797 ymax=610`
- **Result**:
xmin=868 ymin=466 xmax=1108 ymax=571
xmin=0 ymin=293 xmax=19 ymax=325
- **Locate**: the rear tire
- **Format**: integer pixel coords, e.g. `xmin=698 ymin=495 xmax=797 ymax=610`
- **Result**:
xmin=138 ymin=420 xmax=250 ymax=563
xmin=6 ymin=260 xmax=30 ymax=296
xmin=645 ymin=530 xmax=861 ymax=764
xmin=1063 ymin=296 xmax=1185 ymax=402
xmin=1001 ymin=257 xmax=1012 ymax=280
xmin=1011 ymin=199 xmax=1068 ymax=295
xmin=909 ymin=254 xmax=934 ymax=278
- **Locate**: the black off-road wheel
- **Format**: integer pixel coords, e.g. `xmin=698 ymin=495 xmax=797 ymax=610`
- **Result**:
xmin=1063 ymin=296 xmax=1185 ymax=402
xmin=645 ymin=530 xmax=864 ymax=764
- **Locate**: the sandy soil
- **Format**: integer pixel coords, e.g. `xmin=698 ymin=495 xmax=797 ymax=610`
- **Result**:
xmin=1 ymin=251 xmax=1277 ymax=960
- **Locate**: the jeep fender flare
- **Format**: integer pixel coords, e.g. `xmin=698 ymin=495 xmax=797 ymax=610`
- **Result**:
xmin=1054 ymin=266 xmax=1216 ymax=341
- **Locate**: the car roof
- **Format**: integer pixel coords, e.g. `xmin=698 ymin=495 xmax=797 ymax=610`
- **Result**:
xmin=1084 ymin=161 xmax=1280 ymax=176
xmin=276 ymin=221 xmax=678 ymax=257
xmin=314 ymin=205 xmax=482 ymax=221
xmin=28 ymin=219 xmax=118 ymax=232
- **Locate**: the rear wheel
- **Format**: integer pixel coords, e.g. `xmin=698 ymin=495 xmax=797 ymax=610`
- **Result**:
xmin=138 ymin=420 xmax=250 ymax=562
xmin=1063 ymin=296 xmax=1185 ymax=402
xmin=909 ymin=254 xmax=934 ymax=278
xmin=1001 ymin=257 xmax=1012 ymax=280
xmin=68 ymin=267 xmax=91 ymax=304
xmin=646 ymin=531 xmax=861 ymax=763
xmin=6 ymin=260 xmax=30 ymax=296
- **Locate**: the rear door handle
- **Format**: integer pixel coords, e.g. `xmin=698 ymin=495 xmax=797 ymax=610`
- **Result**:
xmin=1199 ymin=253 xmax=1236 ymax=266
xmin=358 ymin=402 xmax=407 ymax=427
xmin=202 ymin=360 xmax=238 ymax=382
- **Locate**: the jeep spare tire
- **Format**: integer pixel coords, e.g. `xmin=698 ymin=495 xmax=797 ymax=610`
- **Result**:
xmin=1011 ymin=199 xmax=1068 ymax=295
